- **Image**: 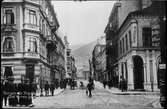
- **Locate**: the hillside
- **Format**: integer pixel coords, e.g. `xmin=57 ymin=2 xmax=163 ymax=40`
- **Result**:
xmin=71 ymin=41 xmax=97 ymax=70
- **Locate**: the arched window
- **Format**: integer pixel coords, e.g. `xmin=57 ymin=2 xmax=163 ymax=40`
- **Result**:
xmin=3 ymin=37 xmax=14 ymax=52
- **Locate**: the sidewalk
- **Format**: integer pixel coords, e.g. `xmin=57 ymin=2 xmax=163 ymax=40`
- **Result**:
xmin=2 ymin=88 xmax=64 ymax=108
xmin=94 ymin=81 xmax=160 ymax=95
xmin=94 ymin=81 xmax=162 ymax=108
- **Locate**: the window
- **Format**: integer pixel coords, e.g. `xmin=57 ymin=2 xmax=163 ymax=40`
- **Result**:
xmin=28 ymin=37 xmax=37 ymax=53
xmin=120 ymin=41 xmax=122 ymax=55
xmin=122 ymin=38 xmax=124 ymax=54
xmin=142 ymin=27 xmax=152 ymax=47
xmin=29 ymin=10 xmax=37 ymax=25
xmin=125 ymin=34 xmax=128 ymax=51
xmin=39 ymin=18 xmax=42 ymax=31
xmin=129 ymin=30 xmax=132 ymax=48
xmin=42 ymin=19 xmax=45 ymax=34
xmin=4 ymin=9 xmax=14 ymax=24
xmin=3 ymin=37 xmax=14 ymax=52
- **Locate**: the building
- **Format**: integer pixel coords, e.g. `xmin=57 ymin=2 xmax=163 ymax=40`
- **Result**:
xmin=105 ymin=0 xmax=165 ymax=91
xmin=92 ymin=37 xmax=107 ymax=82
xmin=1 ymin=0 xmax=65 ymax=87
xmin=64 ymin=36 xmax=77 ymax=79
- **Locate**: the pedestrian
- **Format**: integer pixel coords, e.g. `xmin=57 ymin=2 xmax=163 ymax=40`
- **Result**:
xmin=120 ymin=76 xmax=123 ymax=92
xmin=32 ymin=82 xmax=37 ymax=98
xmin=50 ymin=83 xmax=55 ymax=96
xmin=80 ymin=82 xmax=84 ymax=89
xmin=103 ymin=80 xmax=107 ymax=89
xmin=1 ymin=79 xmax=4 ymax=107
xmin=44 ymin=81 xmax=49 ymax=96
xmin=86 ymin=77 xmax=94 ymax=97
xmin=3 ymin=80 xmax=9 ymax=107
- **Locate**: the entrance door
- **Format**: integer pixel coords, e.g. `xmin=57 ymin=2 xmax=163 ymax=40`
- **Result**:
xmin=133 ymin=56 xmax=144 ymax=90
xmin=26 ymin=64 xmax=34 ymax=83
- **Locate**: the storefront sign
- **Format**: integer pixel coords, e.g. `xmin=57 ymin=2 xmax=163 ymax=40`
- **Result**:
xmin=159 ymin=64 xmax=166 ymax=69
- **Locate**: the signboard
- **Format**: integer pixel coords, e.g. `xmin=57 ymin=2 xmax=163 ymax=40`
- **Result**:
xmin=159 ymin=64 xmax=166 ymax=69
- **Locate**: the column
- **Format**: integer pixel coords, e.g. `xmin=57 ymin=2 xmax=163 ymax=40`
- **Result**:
xmin=152 ymin=50 xmax=159 ymax=91
xmin=127 ymin=58 xmax=134 ymax=90
xmin=144 ymin=50 xmax=151 ymax=91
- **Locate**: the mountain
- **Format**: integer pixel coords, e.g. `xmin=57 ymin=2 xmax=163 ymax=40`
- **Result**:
xmin=70 ymin=44 xmax=84 ymax=51
xmin=71 ymin=41 xmax=97 ymax=71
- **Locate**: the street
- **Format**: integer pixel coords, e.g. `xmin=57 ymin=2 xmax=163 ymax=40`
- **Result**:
xmin=30 ymin=81 xmax=161 ymax=109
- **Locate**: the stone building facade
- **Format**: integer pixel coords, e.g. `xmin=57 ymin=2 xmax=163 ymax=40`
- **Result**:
xmin=92 ymin=38 xmax=107 ymax=82
xmin=64 ymin=36 xmax=77 ymax=79
xmin=105 ymin=0 xmax=165 ymax=91
xmin=1 ymin=0 xmax=66 ymax=86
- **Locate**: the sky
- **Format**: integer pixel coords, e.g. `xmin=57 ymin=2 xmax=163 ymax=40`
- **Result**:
xmin=51 ymin=1 xmax=116 ymax=45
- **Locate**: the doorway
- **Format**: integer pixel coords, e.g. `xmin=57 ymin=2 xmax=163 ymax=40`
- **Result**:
xmin=26 ymin=64 xmax=35 ymax=83
xmin=133 ymin=55 xmax=144 ymax=90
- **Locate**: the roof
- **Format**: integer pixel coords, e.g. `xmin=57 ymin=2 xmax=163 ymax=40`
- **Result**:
xmin=118 ymin=1 xmax=166 ymax=35
xmin=129 ymin=1 xmax=166 ymax=17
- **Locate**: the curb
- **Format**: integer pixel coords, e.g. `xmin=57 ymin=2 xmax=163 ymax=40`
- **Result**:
xmin=152 ymin=99 xmax=162 ymax=108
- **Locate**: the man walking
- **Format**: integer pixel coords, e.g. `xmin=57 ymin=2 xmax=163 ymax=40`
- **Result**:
xmin=50 ymin=83 xmax=55 ymax=96
xmin=44 ymin=81 xmax=49 ymax=96
xmin=86 ymin=77 xmax=94 ymax=97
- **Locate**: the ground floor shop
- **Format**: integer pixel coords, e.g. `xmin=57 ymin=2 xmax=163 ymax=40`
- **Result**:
xmin=1 ymin=59 xmax=54 ymax=85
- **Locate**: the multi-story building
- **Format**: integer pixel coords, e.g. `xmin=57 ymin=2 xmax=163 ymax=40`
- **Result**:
xmin=92 ymin=37 xmax=107 ymax=82
xmin=105 ymin=0 xmax=165 ymax=91
xmin=1 ymin=0 xmax=65 ymax=87
xmin=64 ymin=36 xmax=77 ymax=79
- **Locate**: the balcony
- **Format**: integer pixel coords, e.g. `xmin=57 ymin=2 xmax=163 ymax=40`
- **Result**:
xmin=23 ymin=52 xmax=40 ymax=59
xmin=23 ymin=23 xmax=39 ymax=32
xmin=46 ymin=35 xmax=57 ymax=50
xmin=1 ymin=24 xmax=17 ymax=33
xmin=23 ymin=0 xmax=40 ymax=6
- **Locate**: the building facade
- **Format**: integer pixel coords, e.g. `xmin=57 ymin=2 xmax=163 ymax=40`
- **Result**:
xmin=105 ymin=0 xmax=165 ymax=91
xmin=64 ymin=36 xmax=77 ymax=79
xmin=92 ymin=38 xmax=107 ymax=82
xmin=1 ymin=0 xmax=66 ymax=87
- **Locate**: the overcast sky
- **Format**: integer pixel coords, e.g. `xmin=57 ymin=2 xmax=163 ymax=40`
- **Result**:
xmin=51 ymin=1 xmax=115 ymax=45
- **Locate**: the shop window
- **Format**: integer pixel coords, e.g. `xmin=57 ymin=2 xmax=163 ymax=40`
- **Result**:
xmin=4 ymin=66 xmax=13 ymax=81
xmin=3 ymin=37 xmax=14 ymax=52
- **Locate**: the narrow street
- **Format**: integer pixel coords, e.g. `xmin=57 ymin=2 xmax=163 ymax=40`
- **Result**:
xmin=31 ymin=81 xmax=161 ymax=109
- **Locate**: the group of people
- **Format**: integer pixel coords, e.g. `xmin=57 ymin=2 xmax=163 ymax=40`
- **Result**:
xmin=119 ymin=76 xmax=127 ymax=92
xmin=102 ymin=77 xmax=127 ymax=92
xmin=41 ymin=78 xmax=78 ymax=96
xmin=1 ymin=79 xmax=36 ymax=107
xmin=44 ymin=81 xmax=55 ymax=96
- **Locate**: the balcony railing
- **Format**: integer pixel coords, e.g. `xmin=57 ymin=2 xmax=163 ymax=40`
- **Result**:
xmin=23 ymin=23 xmax=39 ymax=32
xmin=1 ymin=24 xmax=17 ymax=32
xmin=1 ymin=52 xmax=40 ymax=60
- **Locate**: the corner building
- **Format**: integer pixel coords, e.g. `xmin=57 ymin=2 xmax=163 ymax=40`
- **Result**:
xmin=105 ymin=0 xmax=165 ymax=91
xmin=1 ymin=0 xmax=64 ymax=86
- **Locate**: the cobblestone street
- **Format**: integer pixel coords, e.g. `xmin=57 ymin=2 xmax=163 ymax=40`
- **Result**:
xmin=24 ymin=81 xmax=161 ymax=109
xmin=33 ymin=83 xmax=161 ymax=109
xmin=2 ymin=80 xmax=162 ymax=109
